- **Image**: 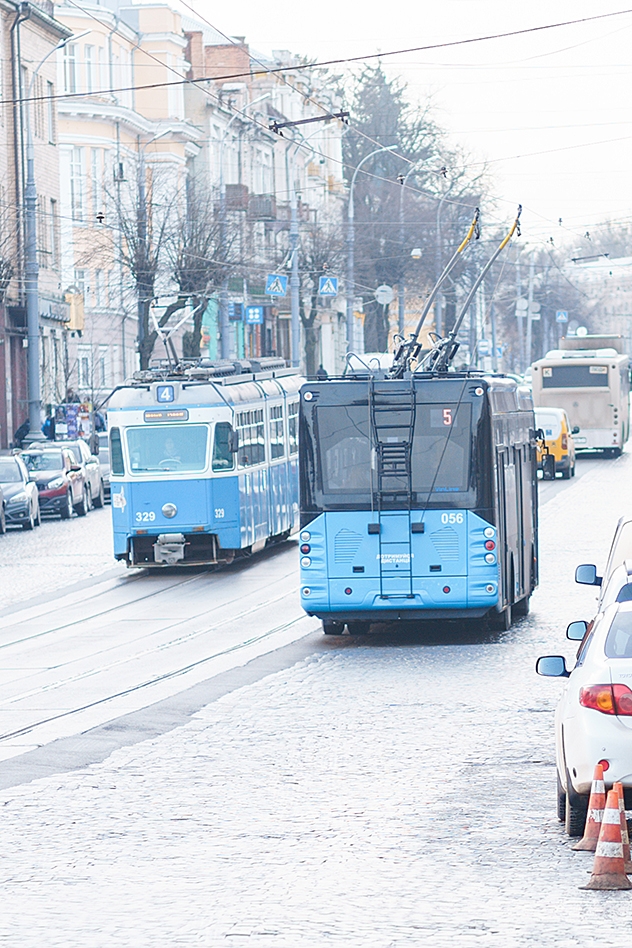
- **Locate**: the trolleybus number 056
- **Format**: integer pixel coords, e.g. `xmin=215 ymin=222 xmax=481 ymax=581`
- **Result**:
xmin=441 ymin=512 xmax=464 ymax=525
xmin=135 ymin=511 xmax=156 ymax=522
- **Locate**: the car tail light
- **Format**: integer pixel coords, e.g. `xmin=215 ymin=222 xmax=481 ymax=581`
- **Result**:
xmin=598 ymin=759 xmax=610 ymax=772
xmin=579 ymin=683 xmax=632 ymax=716
xmin=561 ymin=433 xmax=568 ymax=450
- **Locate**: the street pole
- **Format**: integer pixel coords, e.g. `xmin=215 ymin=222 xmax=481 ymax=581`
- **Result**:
xmin=346 ymin=144 xmax=398 ymax=352
xmin=218 ymin=93 xmax=270 ymax=361
xmin=526 ymin=250 xmax=535 ymax=371
xmin=490 ymin=300 xmax=498 ymax=373
xmin=516 ymin=254 xmax=524 ymax=372
xmin=289 ymin=182 xmax=300 ymax=368
xmin=23 ymin=33 xmax=88 ymax=441
xmin=137 ymin=139 xmax=147 ymax=365
xmin=398 ymin=162 xmax=421 ymax=338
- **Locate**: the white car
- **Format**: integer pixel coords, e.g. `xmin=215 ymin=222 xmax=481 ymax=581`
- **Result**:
xmin=537 ymin=600 xmax=632 ymax=836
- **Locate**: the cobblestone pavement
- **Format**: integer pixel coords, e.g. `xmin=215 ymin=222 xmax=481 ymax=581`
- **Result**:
xmin=1 ymin=453 xmax=632 ymax=946
xmin=0 ymin=507 xmax=122 ymax=612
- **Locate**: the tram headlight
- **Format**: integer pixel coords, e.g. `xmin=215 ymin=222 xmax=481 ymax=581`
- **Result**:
xmin=301 ymin=557 xmax=312 ymax=568
xmin=300 ymin=531 xmax=311 ymax=542
xmin=485 ymin=553 xmax=496 ymax=564
xmin=162 ymin=503 xmax=177 ymax=518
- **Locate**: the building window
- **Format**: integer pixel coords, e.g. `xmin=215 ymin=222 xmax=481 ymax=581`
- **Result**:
xmin=50 ymin=199 xmax=59 ymax=267
xmin=99 ymin=346 xmax=108 ymax=387
xmin=98 ymin=47 xmax=106 ymax=92
xmin=74 ymin=268 xmax=86 ymax=296
xmin=38 ymin=194 xmax=48 ymax=268
xmin=70 ymin=147 xmax=85 ymax=221
xmin=91 ymin=148 xmax=102 ymax=217
xmin=47 ymin=81 xmax=55 ymax=143
xmin=84 ymin=45 xmax=94 ymax=93
xmin=64 ymin=44 xmax=77 ymax=94
xmin=77 ymin=345 xmax=91 ymax=388
xmin=95 ymin=269 xmax=104 ymax=307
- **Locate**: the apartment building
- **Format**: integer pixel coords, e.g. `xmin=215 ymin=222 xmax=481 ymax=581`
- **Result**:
xmin=53 ymin=0 xmax=201 ymax=406
xmin=0 ymin=0 xmax=70 ymax=448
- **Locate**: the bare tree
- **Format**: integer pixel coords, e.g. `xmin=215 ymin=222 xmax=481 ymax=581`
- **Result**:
xmin=298 ymin=222 xmax=344 ymax=376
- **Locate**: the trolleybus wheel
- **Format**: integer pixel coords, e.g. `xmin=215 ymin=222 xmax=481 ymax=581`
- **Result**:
xmin=347 ymin=621 xmax=370 ymax=635
xmin=513 ymin=595 xmax=530 ymax=617
xmin=489 ymin=605 xmax=512 ymax=631
xmin=323 ymin=620 xmax=344 ymax=635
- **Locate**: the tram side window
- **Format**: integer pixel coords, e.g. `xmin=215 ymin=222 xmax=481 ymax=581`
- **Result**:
xmin=212 ymin=422 xmax=235 ymax=472
xmin=237 ymin=409 xmax=265 ymax=467
xmin=269 ymin=405 xmax=285 ymax=459
xmin=110 ymin=427 xmax=124 ymax=475
xmin=288 ymin=401 xmax=299 ymax=455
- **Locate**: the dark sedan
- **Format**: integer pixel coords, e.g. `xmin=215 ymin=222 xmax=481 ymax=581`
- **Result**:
xmin=21 ymin=448 xmax=88 ymax=518
xmin=0 ymin=455 xmax=40 ymax=529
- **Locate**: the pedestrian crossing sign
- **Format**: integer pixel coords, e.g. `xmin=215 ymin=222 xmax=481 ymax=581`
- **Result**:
xmin=265 ymin=274 xmax=288 ymax=296
xmin=318 ymin=276 xmax=338 ymax=296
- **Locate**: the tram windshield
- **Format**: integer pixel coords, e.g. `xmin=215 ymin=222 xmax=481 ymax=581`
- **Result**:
xmin=126 ymin=424 xmax=209 ymax=473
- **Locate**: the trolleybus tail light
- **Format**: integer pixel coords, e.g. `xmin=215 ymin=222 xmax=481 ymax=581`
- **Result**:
xmin=579 ymin=683 xmax=632 ymax=715
xmin=300 ymin=531 xmax=311 ymax=542
xmin=598 ymin=759 xmax=610 ymax=772
xmin=484 ymin=553 xmax=496 ymax=564
xmin=485 ymin=540 xmax=496 ymax=551
xmin=485 ymin=584 xmax=495 ymax=594
xmin=300 ymin=544 xmax=311 ymax=554
xmin=484 ymin=527 xmax=495 ymax=539
xmin=301 ymin=557 xmax=311 ymax=568
xmin=443 ymin=586 xmax=451 ymax=594
xmin=302 ymin=587 xmax=311 ymax=596
xmin=344 ymin=587 xmax=352 ymax=595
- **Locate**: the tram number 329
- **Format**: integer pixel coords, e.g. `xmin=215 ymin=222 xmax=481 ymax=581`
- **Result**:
xmin=441 ymin=512 xmax=464 ymax=525
xmin=135 ymin=511 xmax=156 ymax=522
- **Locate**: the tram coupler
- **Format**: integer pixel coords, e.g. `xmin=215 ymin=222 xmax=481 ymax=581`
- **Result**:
xmin=153 ymin=533 xmax=187 ymax=565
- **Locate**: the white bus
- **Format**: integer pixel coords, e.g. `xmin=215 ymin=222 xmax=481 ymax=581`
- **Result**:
xmin=531 ymin=346 xmax=630 ymax=456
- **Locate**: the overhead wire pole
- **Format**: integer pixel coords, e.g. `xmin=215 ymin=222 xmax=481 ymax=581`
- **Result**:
xmin=398 ymin=162 xmax=422 ymax=337
xmin=346 ymin=144 xmax=398 ymax=353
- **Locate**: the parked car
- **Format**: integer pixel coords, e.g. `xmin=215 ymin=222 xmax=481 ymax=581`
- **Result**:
xmin=29 ymin=439 xmax=104 ymax=509
xmin=537 ymin=601 xmax=632 ymax=836
xmin=535 ymin=406 xmax=577 ymax=479
xmin=21 ymin=447 xmax=89 ymax=518
xmin=0 ymin=454 xmax=40 ymax=529
xmin=97 ymin=431 xmax=110 ymax=502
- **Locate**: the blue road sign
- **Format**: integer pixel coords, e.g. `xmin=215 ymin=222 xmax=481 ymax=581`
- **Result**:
xmin=265 ymin=274 xmax=288 ymax=297
xmin=318 ymin=276 xmax=339 ymax=297
xmin=228 ymin=302 xmax=243 ymax=321
xmin=556 ymin=310 xmax=568 ymax=323
xmin=245 ymin=305 xmax=264 ymax=325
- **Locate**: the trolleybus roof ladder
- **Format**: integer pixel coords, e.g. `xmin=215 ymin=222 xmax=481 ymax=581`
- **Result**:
xmin=369 ymin=378 xmax=416 ymax=600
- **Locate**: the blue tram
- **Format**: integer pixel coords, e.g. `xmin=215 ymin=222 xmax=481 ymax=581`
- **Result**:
xmin=298 ymin=370 xmax=539 ymax=632
xmin=107 ymin=358 xmax=302 ymax=567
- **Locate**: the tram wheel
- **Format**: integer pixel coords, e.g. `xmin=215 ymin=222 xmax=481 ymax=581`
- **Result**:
xmin=347 ymin=621 xmax=370 ymax=635
xmin=323 ymin=620 xmax=345 ymax=635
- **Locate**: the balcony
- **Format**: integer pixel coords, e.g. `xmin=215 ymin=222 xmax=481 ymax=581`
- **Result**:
xmin=249 ymin=194 xmax=277 ymax=221
xmin=225 ymin=184 xmax=249 ymax=210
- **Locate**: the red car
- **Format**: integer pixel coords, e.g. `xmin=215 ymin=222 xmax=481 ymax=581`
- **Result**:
xmin=22 ymin=447 xmax=89 ymax=518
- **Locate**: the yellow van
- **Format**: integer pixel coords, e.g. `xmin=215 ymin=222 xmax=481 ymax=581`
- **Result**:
xmin=535 ymin=407 xmax=577 ymax=479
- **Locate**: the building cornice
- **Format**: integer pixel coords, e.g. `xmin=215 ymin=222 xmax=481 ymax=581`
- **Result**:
xmin=57 ymin=96 xmax=204 ymax=143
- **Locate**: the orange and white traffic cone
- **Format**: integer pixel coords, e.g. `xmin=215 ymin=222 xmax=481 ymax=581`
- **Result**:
xmin=580 ymin=789 xmax=632 ymax=890
xmin=572 ymin=763 xmax=606 ymax=852
xmin=614 ymin=782 xmax=632 ymax=873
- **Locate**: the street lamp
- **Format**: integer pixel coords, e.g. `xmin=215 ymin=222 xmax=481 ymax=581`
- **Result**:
xmin=345 ymin=144 xmax=398 ymax=353
xmin=23 ymin=30 xmax=89 ymax=441
xmin=218 ymin=93 xmax=270 ymax=360
xmin=398 ymin=161 xmax=422 ymax=337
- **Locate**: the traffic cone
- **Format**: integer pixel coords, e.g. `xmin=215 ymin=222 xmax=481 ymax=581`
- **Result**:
xmin=614 ymin=782 xmax=632 ymax=873
xmin=572 ymin=763 xmax=605 ymax=851
xmin=580 ymin=789 xmax=632 ymax=890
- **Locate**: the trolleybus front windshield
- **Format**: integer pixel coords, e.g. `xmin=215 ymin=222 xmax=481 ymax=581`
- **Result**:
xmin=314 ymin=402 xmax=472 ymax=505
xmin=126 ymin=424 xmax=209 ymax=473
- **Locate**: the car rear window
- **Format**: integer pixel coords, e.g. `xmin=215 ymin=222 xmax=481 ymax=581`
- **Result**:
xmin=0 ymin=459 xmax=22 ymax=482
xmin=535 ymin=411 xmax=562 ymax=440
xmin=605 ymin=610 xmax=632 ymax=658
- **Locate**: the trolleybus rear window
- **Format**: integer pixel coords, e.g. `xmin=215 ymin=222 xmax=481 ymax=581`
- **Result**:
xmin=412 ymin=403 xmax=471 ymax=495
xmin=126 ymin=424 xmax=209 ymax=473
xmin=542 ymin=364 xmax=609 ymax=388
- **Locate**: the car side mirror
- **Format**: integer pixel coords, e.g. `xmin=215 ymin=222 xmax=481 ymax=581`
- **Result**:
xmin=567 ymin=620 xmax=588 ymax=641
xmin=536 ymin=655 xmax=570 ymax=678
xmin=575 ymin=564 xmax=601 ymax=586
xmin=228 ymin=430 xmax=239 ymax=453
xmin=571 ymin=426 xmax=580 ymax=435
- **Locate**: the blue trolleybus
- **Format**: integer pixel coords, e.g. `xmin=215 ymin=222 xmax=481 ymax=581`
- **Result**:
xmin=298 ymin=371 xmax=539 ymax=632
xmin=107 ymin=358 xmax=302 ymax=567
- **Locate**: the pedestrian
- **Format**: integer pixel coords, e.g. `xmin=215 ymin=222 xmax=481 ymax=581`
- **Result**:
xmin=13 ymin=419 xmax=30 ymax=449
xmin=42 ymin=414 xmax=56 ymax=440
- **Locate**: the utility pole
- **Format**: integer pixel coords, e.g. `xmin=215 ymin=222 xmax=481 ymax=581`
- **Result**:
xmin=526 ymin=251 xmax=535 ymax=370
xmin=516 ymin=254 xmax=524 ymax=372
xmin=490 ymin=301 xmax=498 ymax=373
xmin=137 ymin=139 xmax=147 ymax=365
xmin=289 ymin=178 xmax=300 ymax=368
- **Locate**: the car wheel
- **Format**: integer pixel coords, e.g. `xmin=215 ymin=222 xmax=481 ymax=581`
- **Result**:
xmin=0 ymin=505 xmax=6 ymax=535
xmin=347 ymin=621 xmax=370 ymax=634
xmin=34 ymin=503 xmax=41 ymax=527
xmin=571 ymin=462 xmax=576 ymax=477
xmin=557 ymin=771 xmax=566 ymax=823
xmin=93 ymin=480 xmax=105 ymax=508
xmin=74 ymin=485 xmax=89 ymax=517
xmin=323 ymin=620 xmax=345 ymax=635
xmin=561 ymin=464 xmax=571 ymax=479
xmin=565 ymin=768 xmax=589 ymax=837
xmin=60 ymin=490 xmax=72 ymax=520
xmin=22 ymin=509 xmax=35 ymax=530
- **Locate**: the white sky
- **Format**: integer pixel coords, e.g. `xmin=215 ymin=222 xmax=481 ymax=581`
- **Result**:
xmin=191 ymin=0 xmax=632 ymax=253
